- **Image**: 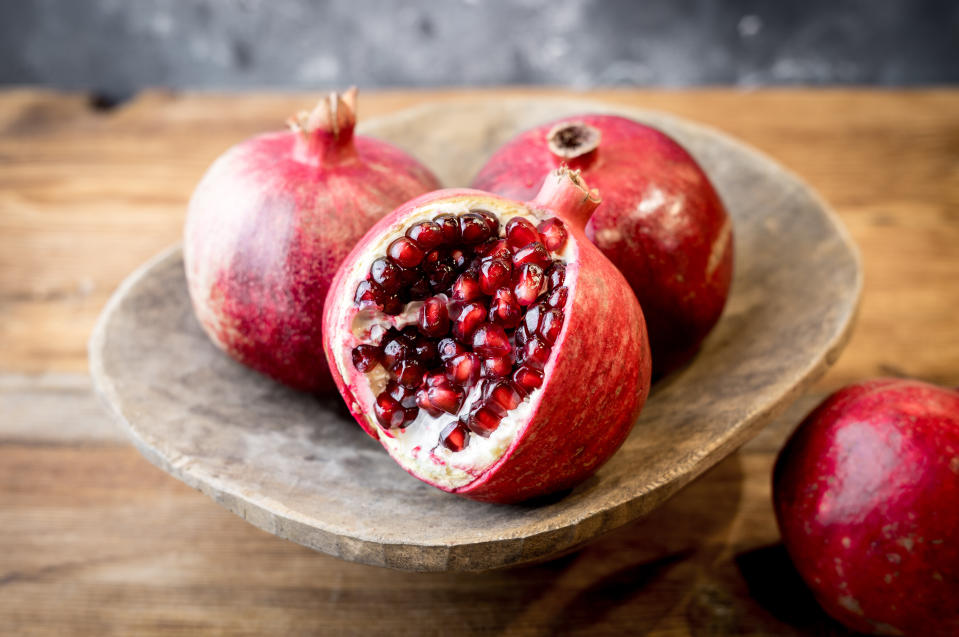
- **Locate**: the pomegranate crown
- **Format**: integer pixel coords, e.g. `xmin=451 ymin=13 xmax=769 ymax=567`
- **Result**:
xmin=287 ymin=87 xmax=358 ymax=140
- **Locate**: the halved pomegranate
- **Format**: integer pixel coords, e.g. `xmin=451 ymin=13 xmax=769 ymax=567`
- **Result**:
xmin=323 ymin=168 xmax=652 ymax=503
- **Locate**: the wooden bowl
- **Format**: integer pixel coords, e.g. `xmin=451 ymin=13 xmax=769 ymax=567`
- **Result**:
xmin=89 ymin=98 xmax=861 ymax=572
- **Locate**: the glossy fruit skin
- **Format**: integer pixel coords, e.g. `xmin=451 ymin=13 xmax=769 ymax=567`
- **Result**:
xmin=323 ymin=169 xmax=652 ymax=503
xmin=472 ymin=114 xmax=733 ymax=377
xmin=773 ymin=379 xmax=959 ymax=636
xmin=184 ymin=90 xmax=440 ymax=393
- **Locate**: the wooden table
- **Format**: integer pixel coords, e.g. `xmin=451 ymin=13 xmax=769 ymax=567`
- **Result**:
xmin=2 ymin=89 xmax=957 ymax=635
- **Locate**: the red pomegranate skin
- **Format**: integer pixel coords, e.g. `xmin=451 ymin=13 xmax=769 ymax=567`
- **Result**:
xmin=773 ymin=378 xmax=959 ymax=635
xmin=185 ymin=92 xmax=440 ymax=393
xmin=472 ymin=114 xmax=733 ymax=377
xmin=323 ymin=170 xmax=651 ymax=503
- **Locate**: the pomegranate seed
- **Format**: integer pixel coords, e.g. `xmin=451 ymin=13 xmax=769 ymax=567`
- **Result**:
xmin=467 ymin=406 xmax=502 ymax=437
xmin=471 ymin=322 xmax=512 ymax=358
xmin=427 ymin=384 xmax=465 ymax=415
xmin=351 ymin=344 xmax=381 ymax=372
xmin=386 ymin=379 xmax=418 ymax=408
xmin=472 ymin=209 xmax=500 ymax=237
xmin=411 ymin=338 xmax=439 ymax=366
xmin=354 ymin=279 xmax=383 ymax=309
xmin=368 ymin=324 xmax=388 ymax=345
xmin=452 ymin=302 xmax=487 ymax=343
xmin=513 ymin=264 xmax=546 ymax=306
xmin=505 ymin=217 xmax=540 ymax=251
xmin=451 ymin=272 xmax=482 ymax=302
xmin=374 ymin=392 xmax=414 ymax=429
xmin=418 ymin=296 xmax=450 ymax=337
xmin=445 ymin=352 xmax=480 ymax=387
xmin=482 ymin=355 xmax=512 ymax=379
xmin=422 ymin=248 xmax=445 ymax=269
xmin=416 ymin=388 xmax=443 ymax=417
xmin=433 ymin=214 xmax=461 ymax=244
xmin=522 ymin=304 xmax=543 ymax=336
xmin=459 ymin=213 xmax=491 ymax=244
xmin=514 ymin=325 xmax=530 ymax=347
xmin=380 ymin=293 xmax=404 ymax=315
xmin=370 ymin=258 xmax=402 ymax=293
xmin=479 ymin=258 xmax=512 ymax=295
xmin=406 ymin=276 xmax=431 ymax=301
xmin=425 ymin=371 xmax=449 ymax=387
xmin=476 ymin=239 xmax=512 ymax=261
xmin=406 ymin=221 xmax=444 ymax=250
xmin=393 ymin=359 xmax=426 ymax=388
xmin=439 ymin=420 xmax=470 ymax=452
xmin=511 ymin=242 xmax=551 ymax=269
xmin=428 ymin=262 xmax=456 ymax=292
xmin=512 ymin=365 xmax=544 ymax=392
xmin=521 ymin=337 xmax=551 ymax=369
xmin=487 ymin=381 xmax=522 ymax=411
xmin=538 ymin=308 xmax=564 ymax=345
xmin=546 ymin=263 xmax=566 ymax=290
xmin=437 ymin=337 xmax=466 ymax=361
xmin=387 ymin=237 xmax=425 ymax=268
xmin=381 ymin=333 xmax=410 ymax=370
xmin=547 ymin=286 xmax=568 ymax=308
xmin=488 ymin=287 xmax=521 ymax=328
xmin=450 ymin=248 xmax=468 ymax=269
xmin=537 ymin=218 xmax=568 ymax=252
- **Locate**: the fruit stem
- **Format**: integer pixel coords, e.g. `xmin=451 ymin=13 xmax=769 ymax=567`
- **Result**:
xmin=547 ymin=122 xmax=601 ymax=160
xmin=288 ymin=87 xmax=359 ymax=164
xmin=530 ymin=166 xmax=601 ymax=229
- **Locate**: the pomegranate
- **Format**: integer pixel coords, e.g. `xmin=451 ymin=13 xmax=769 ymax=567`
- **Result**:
xmin=773 ymin=379 xmax=959 ymax=635
xmin=184 ymin=88 xmax=440 ymax=393
xmin=472 ymin=114 xmax=733 ymax=377
xmin=323 ymin=167 xmax=651 ymax=503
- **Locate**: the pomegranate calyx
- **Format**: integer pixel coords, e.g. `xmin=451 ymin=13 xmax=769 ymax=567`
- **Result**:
xmin=546 ymin=121 xmax=602 ymax=160
xmin=288 ymin=87 xmax=359 ymax=163
xmin=530 ymin=166 xmax=601 ymax=231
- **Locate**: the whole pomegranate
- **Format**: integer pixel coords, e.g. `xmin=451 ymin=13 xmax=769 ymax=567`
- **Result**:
xmin=773 ymin=379 xmax=959 ymax=635
xmin=184 ymin=89 xmax=440 ymax=393
xmin=323 ymin=167 xmax=651 ymax=503
xmin=472 ymin=114 xmax=733 ymax=377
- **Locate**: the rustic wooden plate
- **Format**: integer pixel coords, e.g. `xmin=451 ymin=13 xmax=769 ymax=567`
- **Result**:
xmin=89 ymin=98 xmax=861 ymax=572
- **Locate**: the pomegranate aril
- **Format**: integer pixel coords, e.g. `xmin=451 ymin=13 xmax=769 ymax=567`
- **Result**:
xmin=513 ymin=365 xmax=544 ymax=392
xmin=537 ymin=218 xmax=568 ymax=252
xmin=472 ymin=209 xmax=500 ymax=237
xmin=433 ymin=214 xmax=461 ymax=245
xmin=505 ymin=217 xmax=540 ymax=250
xmin=418 ymin=296 xmax=450 ymax=337
xmin=538 ymin=308 xmax=564 ymax=345
xmin=445 ymin=352 xmax=480 ymax=387
xmin=521 ymin=337 xmax=552 ymax=369
xmin=380 ymin=294 xmax=404 ymax=315
xmin=416 ymin=388 xmax=443 ymax=417
xmin=449 ymin=248 xmax=468 ymax=269
xmin=514 ymin=325 xmax=530 ymax=347
xmin=482 ymin=355 xmax=512 ymax=379
xmin=459 ymin=213 xmax=491 ymax=244
xmin=547 ymin=286 xmax=568 ymax=309
xmin=476 ymin=239 xmax=512 ymax=261
xmin=393 ymin=360 xmax=426 ymax=388
xmin=425 ymin=371 xmax=449 ymax=387
xmin=386 ymin=379 xmax=418 ymax=409
xmin=451 ymin=272 xmax=482 ymax=302
xmin=471 ymin=322 xmax=512 ymax=358
xmin=513 ymin=264 xmax=546 ymax=306
xmin=381 ymin=333 xmax=410 ymax=370
xmin=439 ymin=420 xmax=470 ymax=452
xmin=479 ymin=258 xmax=512 ymax=295
xmin=354 ymin=280 xmax=383 ymax=309
xmin=427 ymin=384 xmax=465 ymax=415
xmin=467 ymin=406 xmax=502 ymax=437
xmin=428 ymin=263 xmax=456 ymax=292
xmin=351 ymin=344 xmax=381 ymax=372
xmin=522 ymin=304 xmax=543 ymax=336
xmin=387 ymin=237 xmax=425 ymax=268
xmin=488 ymin=287 xmax=521 ymax=328
xmin=374 ymin=392 xmax=410 ymax=430
xmin=546 ymin=263 xmax=566 ymax=290
xmin=406 ymin=221 xmax=443 ymax=250
xmin=452 ymin=302 xmax=487 ymax=343
xmin=370 ymin=258 xmax=402 ymax=293
xmin=411 ymin=339 xmax=439 ymax=366
xmin=487 ymin=381 xmax=522 ymax=411
xmin=511 ymin=242 xmax=551 ymax=269
xmin=437 ymin=337 xmax=466 ymax=361
xmin=406 ymin=276 xmax=431 ymax=301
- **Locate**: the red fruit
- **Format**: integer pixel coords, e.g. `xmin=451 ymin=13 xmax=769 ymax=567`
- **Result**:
xmin=511 ymin=242 xmax=551 ymax=269
xmin=537 ymin=218 xmax=568 ymax=252
xmin=184 ymin=89 xmax=440 ymax=393
xmin=418 ymin=296 xmax=450 ymax=338
xmin=479 ymin=258 xmax=512 ymax=295
xmin=472 ymin=114 xmax=733 ymax=377
xmin=773 ymin=379 xmax=959 ymax=636
xmin=505 ymin=217 xmax=540 ymax=250
xmin=323 ymin=167 xmax=651 ymax=503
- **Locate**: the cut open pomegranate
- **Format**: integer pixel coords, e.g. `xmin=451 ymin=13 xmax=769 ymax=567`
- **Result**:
xmin=323 ymin=168 xmax=651 ymax=503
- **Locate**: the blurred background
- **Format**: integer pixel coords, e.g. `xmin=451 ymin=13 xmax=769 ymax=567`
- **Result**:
xmin=1 ymin=0 xmax=956 ymax=104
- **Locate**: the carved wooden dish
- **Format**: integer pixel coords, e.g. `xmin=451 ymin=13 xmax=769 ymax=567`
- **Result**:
xmin=89 ymin=98 xmax=861 ymax=572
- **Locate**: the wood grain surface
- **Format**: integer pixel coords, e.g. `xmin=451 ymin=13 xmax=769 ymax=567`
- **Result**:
xmin=2 ymin=89 xmax=958 ymax=634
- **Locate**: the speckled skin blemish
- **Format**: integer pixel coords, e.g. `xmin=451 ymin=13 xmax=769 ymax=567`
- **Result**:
xmin=472 ymin=114 xmax=733 ymax=377
xmin=184 ymin=92 xmax=440 ymax=393
xmin=323 ymin=169 xmax=651 ymax=503
xmin=773 ymin=379 xmax=959 ymax=636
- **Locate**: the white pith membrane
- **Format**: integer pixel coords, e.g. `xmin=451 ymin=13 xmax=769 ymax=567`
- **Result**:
xmin=331 ymin=196 xmax=578 ymax=489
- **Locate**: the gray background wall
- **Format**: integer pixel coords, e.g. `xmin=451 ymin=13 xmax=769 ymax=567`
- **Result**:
xmin=1 ymin=0 xmax=956 ymax=103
